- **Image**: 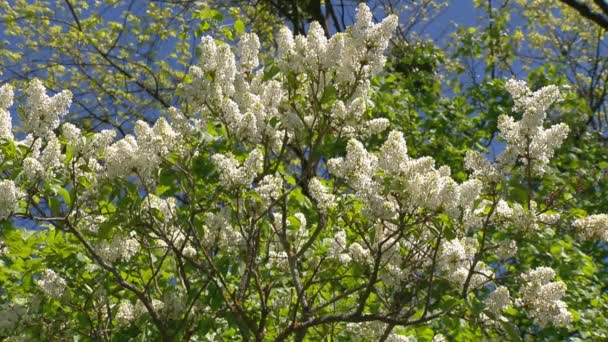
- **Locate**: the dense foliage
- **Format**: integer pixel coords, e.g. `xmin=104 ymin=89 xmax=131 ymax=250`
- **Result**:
xmin=1 ymin=1 xmax=607 ymax=341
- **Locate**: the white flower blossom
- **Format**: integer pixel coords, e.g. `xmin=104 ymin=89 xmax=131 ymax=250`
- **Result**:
xmin=378 ymin=130 xmax=408 ymax=173
xmin=308 ymin=178 xmax=336 ymax=212
xmin=485 ymin=286 xmax=512 ymax=317
xmin=142 ymin=194 xmax=177 ymax=223
xmin=203 ymin=211 xmax=244 ymax=254
xmin=0 ymin=84 xmax=14 ymax=139
xmin=23 ymin=157 xmax=45 ymax=181
xmin=432 ymin=334 xmax=446 ymax=342
xmin=497 ymin=79 xmax=569 ymax=174
xmin=348 ymin=242 xmax=371 ymax=265
xmin=212 ymin=149 xmax=263 ymax=188
xmin=464 ymin=150 xmax=498 ymax=181
xmin=238 ymin=33 xmax=260 ymax=73
xmin=325 ymin=230 xmax=351 ymax=264
xmin=256 ymin=174 xmax=283 ymax=206
xmin=37 ymin=269 xmax=67 ymax=299
xmin=573 ymin=214 xmax=608 ymax=241
xmin=346 ymin=321 xmax=416 ymax=341
xmin=438 ymin=237 xmax=492 ymax=288
xmin=0 ymin=180 xmax=23 ymax=219
xmin=115 ymin=301 xmax=135 ymax=326
xmin=520 ymin=267 xmax=572 ymax=327
xmin=497 ymin=240 xmax=518 ymax=259
xmin=105 ymin=135 xmax=139 ymax=177
xmin=95 ymin=235 xmax=139 ymax=263
xmin=23 ymin=79 xmax=72 ymax=137
xmin=62 ymin=123 xmax=82 ymax=148
xmin=40 ymin=134 xmax=63 ymax=171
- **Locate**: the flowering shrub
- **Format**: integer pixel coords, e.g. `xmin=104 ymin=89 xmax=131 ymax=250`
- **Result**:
xmin=0 ymin=4 xmax=605 ymax=341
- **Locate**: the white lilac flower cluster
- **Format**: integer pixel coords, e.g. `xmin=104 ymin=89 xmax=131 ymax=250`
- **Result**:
xmin=485 ymin=286 xmax=512 ymax=318
xmin=497 ymin=79 xmax=570 ymax=174
xmin=255 ymin=174 xmax=283 ymax=206
xmin=105 ymin=118 xmax=180 ymax=178
xmin=438 ymin=237 xmax=492 ymax=288
xmin=36 ymin=269 xmax=67 ymax=299
xmin=324 ymin=230 xmax=352 ymax=264
xmin=328 ymin=131 xmax=483 ymax=223
xmin=95 ymin=235 xmax=139 ymax=263
xmin=0 ymin=83 xmax=14 ymax=139
xmin=0 ymin=80 xmax=74 ymax=186
xmin=23 ymin=79 xmax=72 ymax=137
xmin=116 ymin=294 xmax=184 ymax=327
xmin=0 ymin=180 xmax=24 ymax=219
xmin=322 ymin=221 xmax=416 ymax=288
xmin=519 ymin=267 xmax=572 ymax=327
xmin=308 ymin=177 xmax=337 ymax=213
xmin=141 ymin=194 xmax=196 ymax=256
xmin=142 ymin=194 xmax=177 ymax=223
xmin=115 ymin=301 xmax=136 ymax=326
xmin=180 ymin=4 xmax=397 ymax=149
xmin=345 ymin=321 xmax=417 ymax=341
xmin=484 ymin=198 xmax=560 ymax=233
xmin=202 ymin=210 xmax=244 ymax=255
xmin=573 ymin=214 xmax=608 ymax=241
xmin=212 ymin=149 xmax=263 ymax=189
xmin=376 ymin=225 xmax=413 ymax=287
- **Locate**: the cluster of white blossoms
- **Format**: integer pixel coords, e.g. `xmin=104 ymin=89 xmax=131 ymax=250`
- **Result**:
xmin=497 ymin=79 xmax=570 ymax=174
xmin=345 ymin=321 xmax=416 ymax=341
xmin=0 ymin=180 xmax=24 ymax=219
xmin=202 ymin=210 xmax=244 ymax=255
xmin=328 ymin=131 xmax=483 ymax=224
xmin=267 ymin=211 xmax=308 ymax=263
xmin=0 ymin=76 xmax=180 ymax=188
xmin=438 ymin=237 xmax=492 ymax=288
xmin=23 ymin=79 xmax=72 ymax=137
xmin=519 ymin=267 xmax=572 ymax=327
xmin=485 ymin=286 xmax=512 ymax=317
xmin=573 ymin=214 xmax=608 ymax=241
xmin=115 ymin=295 xmax=186 ymax=326
xmin=277 ymin=4 xmax=397 ymax=84
xmin=36 ymin=269 xmax=67 ymax=299
xmin=115 ymin=301 xmax=136 ymax=326
xmin=140 ymin=194 xmax=197 ymax=256
xmin=105 ymin=118 xmax=180 ymax=178
xmin=324 ymin=229 xmax=352 ymax=264
xmin=95 ymin=234 xmax=139 ymax=263
xmin=212 ymin=149 xmax=263 ymax=189
xmin=0 ymin=83 xmax=14 ymax=139
xmin=464 ymin=150 xmax=499 ymax=182
xmin=255 ymin=174 xmax=283 ymax=206
xmin=180 ymin=3 xmax=397 ymax=151
xmin=483 ymin=198 xmax=560 ymax=233
xmin=142 ymin=194 xmax=177 ymax=222
xmin=0 ymin=79 xmax=71 ymax=184
xmin=308 ymin=177 xmax=337 ymax=212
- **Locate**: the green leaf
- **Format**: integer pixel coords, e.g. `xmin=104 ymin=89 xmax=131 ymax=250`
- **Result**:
xmin=320 ymin=84 xmax=337 ymax=105
xmin=49 ymin=198 xmax=61 ymax=216
xmin=58 ymin=188 xmax=72 ymax=206
xmin=499 ymin=320 xmax=523 ymax=342
xmin=234 ymin=19 xmax=245 ymax=34
xmin=263 ymin=65 xmax=280 ymax=81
